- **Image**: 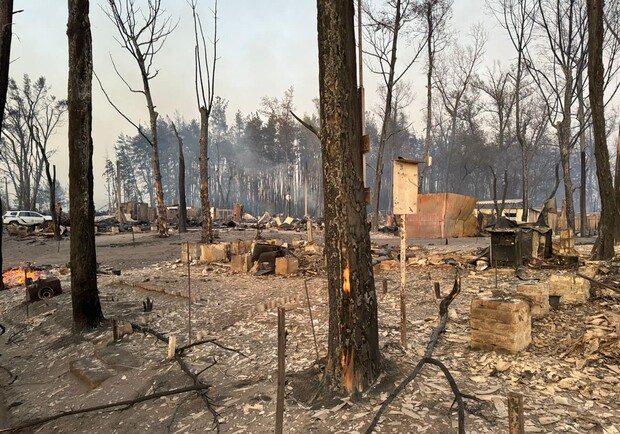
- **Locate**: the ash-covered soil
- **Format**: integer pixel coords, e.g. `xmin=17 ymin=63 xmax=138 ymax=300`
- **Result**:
xmin=0 ymin=228 xmax=618 ymax=433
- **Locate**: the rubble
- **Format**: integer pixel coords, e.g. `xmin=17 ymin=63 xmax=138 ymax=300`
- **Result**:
xmin=0 ymin=231 xmax=619 ymax=433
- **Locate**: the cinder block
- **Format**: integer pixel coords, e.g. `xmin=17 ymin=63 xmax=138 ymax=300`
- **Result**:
xmin=516 ymin=283 xmax=550 ymax=318
xmin=548 ymin=275 xmax=589 ymax=304
xmin=380 ymin=260 xmax=400 ymax=271
xmin=304 ymin=244 xmax=323 ymax=255
xmin=181 ymin=242 xmax=201 ymax=263
xmin=275 ymin=257 xmax=298 ymax=275
xmin=231 ymin=239 xmax=254 ymax=256
xmin=200 ymin=243 xmax=229 ymax=263
xmin=231 ymin=253 xmax=252 ymax=273
xmin=470 ymin=298 xmax=531 ymax=353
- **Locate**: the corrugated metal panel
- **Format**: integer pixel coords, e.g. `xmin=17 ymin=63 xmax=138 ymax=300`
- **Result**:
xmin=406 ymin=193 xmax=477 ymax=238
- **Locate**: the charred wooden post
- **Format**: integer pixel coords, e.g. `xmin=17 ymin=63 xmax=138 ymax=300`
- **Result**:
xmin=275 ymin=307 xmax=286 ymax=434
xmin=167 ymin=335 xmax=176 ymax=360
xmin=382 ymin=278 xmax=388 ymax=295
xmin=186 ymin=241 xmax=192 ymax=345
xmin=434 ymin=282 xmax=441 ymax=299
xmin=399 ymin=215 xmax=407 ymax=347
xmin=304 ymin=280 xmax=320 ymax=365
xmin=508 ymin=393 xmax=525 ymax=434
xmin=112 ymin=319 xmax=119 ymax=341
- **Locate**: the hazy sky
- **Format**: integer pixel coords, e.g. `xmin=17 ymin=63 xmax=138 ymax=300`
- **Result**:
xmin=8 ymin=0 xmax=509 ymax=209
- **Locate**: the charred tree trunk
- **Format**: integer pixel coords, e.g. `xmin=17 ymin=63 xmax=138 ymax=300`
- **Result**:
xmin=615 ymin=125 xmax=620 ymax=235
xmin=317 ymin=0 xmax=379 ymax=396
xmin=43 ymin=161 xmax=59 ymax=240
xmin=559 ymin=69 xmax=575 ymax=232
xmin=577 ymin=73 xmax=587 ymax=236
xmin=588 ymin=0 xmax=616 ymax=259
xmin=67 ymin=0 xmax=103 ymax=330
xmin=421 ymin=0 xmax=434 ymax=194
xmin=148 ymin=107 xmax=167 ymax=236
xmin=370 ymin=0 xmax=402 ymax=232
xmin=199 ymin=107 xmax=213 ymax=243
xmin=0 ymin=0 xmax=14 ymax=290
xmin=172 ymin=122 xmax=187 ymax=233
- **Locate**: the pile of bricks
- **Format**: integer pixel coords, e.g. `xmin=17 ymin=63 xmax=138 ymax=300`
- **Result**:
xmin=548 ymin=275 xmax=590 ymax=304
xmin=516 ymin=283 xmax=550 ymax=318
xmin=470 ymin=298 xmax=531 ymax=353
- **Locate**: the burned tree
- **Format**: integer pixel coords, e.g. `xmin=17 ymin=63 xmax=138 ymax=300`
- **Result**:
xmin=418 ymin=0 xmax=452 ymax=193
xmin=67 ymin=0 xmax=104 ymax=329
xmin=171 ymin=121 xmax=187 ymax=233
xmin=1 ymin=76 xmax=66 ymax=210
xmin=105 ymin=0 xmax=175 ymax=237
xmin=490 ymin=0 xmax=537 ymax=223
xmin=317 ymin=0 xmax=379 ymax=395
xmin=588 ymin=0 xmax=615 ymax=259
xmin=434 ymin=26 xmax=486 ymax=192
xmin=0 ymin=0 xmax=14 ymax=290
xmin=190 ymin=0 xmax=218 ymax=243
xmin=364 ymin=0 xmax=425 ymax=231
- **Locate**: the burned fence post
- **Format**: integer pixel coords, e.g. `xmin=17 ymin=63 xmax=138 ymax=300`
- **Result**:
xmin=275 ymin=306 xmax=286 ymax=434
xmin=508 ymin=393 xmax=525 ymax=434
xmin=186 ymin=241 xmax=192 ymax=345
xmin=304 ymin=280 xmax=320 ymax=365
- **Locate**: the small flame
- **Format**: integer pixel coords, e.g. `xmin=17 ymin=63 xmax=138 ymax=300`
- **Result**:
xmin=2 ymin=268 xmax=43 ymax=288
xmin=340 ymin=347 xmax=355 ymax=394
xmin=342 ymin=244 xmax=350 ymax=294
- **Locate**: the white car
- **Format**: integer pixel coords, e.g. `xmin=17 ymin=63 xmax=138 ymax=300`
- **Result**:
xmin=3 ymin=211 xmax=53 ymax=226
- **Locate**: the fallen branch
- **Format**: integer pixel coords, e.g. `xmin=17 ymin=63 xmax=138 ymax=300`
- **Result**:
xmin=0 ymin=384 xmax=210 ymax=433
xmin=576 ymin=272 xmax=620 ymax=295
xmin=425 ymin=273 xmax=461 ymax=358
xmin=366 ymin=273 xmax=465 ymax=433
xmin=131 ymin=323 xmax=229 ymax=433
xmin=364 ymin=357 xmax=465 ymax=434
xmin=177 ymin=338 xmax=248 ymax=358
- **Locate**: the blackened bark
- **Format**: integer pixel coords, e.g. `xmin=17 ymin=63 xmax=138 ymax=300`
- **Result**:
xmin=172 ymin=122 xmax=187 ymax=233
xmin=317 ymin=0 xmax=379 ymax=396
xmin=199 ymin=107 xmax=213 ymax=243
xmin=0 ymin=0 xmax=13 ymax=290
xmin=67 ymin=0 xmax=103 ymax=330
xmin=588 ymin=0 xmax=616 ymax=259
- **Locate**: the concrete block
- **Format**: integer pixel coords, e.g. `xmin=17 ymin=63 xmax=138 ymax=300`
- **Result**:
xmin=516 ymin=283 xmax=550 ymax=318
xmin=548 ymin=275 xmax=589 ymax=304
xmin=380 ymin=260 xmax=400 ymax=271
xmin=70 ymin=358 xmax=115 ymax=389
xmin=231 ymin=239 xmax=253 ymax=256
xmin=275 ymin=257 xmax=299 ymax=275
xmin=181 ymin=242 xmax=201 ymax=263
xmin=231 ymin=253 xmax=252 ymax=273
xmin=470 ymin=298 xmax=531 ymax=353
xmin=200 ymin=243 xmax=229 ymax=263
xmin=111 ymin=226 xmax=120 ymax=234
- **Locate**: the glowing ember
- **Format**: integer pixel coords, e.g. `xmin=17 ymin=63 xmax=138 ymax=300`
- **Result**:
xmin=2 ymin=268 xmax=44 ymax=288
